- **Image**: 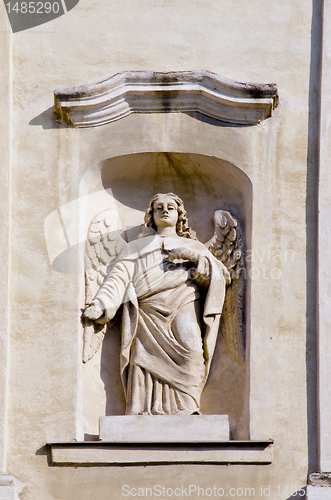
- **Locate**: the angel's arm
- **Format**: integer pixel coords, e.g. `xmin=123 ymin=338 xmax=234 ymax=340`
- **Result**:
xmin=168 ymin=247 xmax=213 ymax=286
xmin=192 ymin=253 xmax=231 ymax=287
xmin=84 ymin=259 xmax=135 ymax=324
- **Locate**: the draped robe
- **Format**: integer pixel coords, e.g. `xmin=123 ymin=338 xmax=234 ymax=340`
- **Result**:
xmin=95 ymin=235 xmax=227 ymax=415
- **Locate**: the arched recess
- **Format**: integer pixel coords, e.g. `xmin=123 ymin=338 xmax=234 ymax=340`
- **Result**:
xmin=79 ymin=151 xmax=252 ymax=440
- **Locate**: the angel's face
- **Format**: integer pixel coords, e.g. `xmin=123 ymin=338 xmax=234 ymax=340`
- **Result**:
xmin=153 ymin=194 xmax=179 ymax=230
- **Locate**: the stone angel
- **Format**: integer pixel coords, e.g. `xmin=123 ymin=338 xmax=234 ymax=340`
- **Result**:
xmin=83 ymin=193 xmax=245 ymax=415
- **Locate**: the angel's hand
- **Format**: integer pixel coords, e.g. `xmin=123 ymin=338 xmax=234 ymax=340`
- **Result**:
xmin=168 ymin=247 xmax=199 ymax=264
xmin=84 ymin=301 xmax=104 ymax=320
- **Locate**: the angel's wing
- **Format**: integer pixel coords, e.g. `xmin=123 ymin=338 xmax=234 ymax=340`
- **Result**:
xmin=206 ymin=210 xmax=245 ymax=361
xmin=83 ymin=209 xmax=127 ymax=363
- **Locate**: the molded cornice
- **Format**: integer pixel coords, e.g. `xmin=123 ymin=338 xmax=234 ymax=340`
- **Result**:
xmin=54 ymin=70 xmax=279 ymax=128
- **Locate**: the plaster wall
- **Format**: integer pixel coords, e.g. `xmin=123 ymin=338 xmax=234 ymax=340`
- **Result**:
xmin=0 ymin=0 xmax=319 ymax=498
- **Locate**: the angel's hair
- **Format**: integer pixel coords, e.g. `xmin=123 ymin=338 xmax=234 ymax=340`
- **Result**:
xmin=137 ymin=193 xmax=194 ymax=239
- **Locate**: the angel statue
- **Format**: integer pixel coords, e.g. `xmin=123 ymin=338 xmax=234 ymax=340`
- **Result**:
xmin=83 ymin=193 xmax=245 ymax=416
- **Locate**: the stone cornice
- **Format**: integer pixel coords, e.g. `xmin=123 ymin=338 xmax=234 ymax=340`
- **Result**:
xmin=49 ymin=440 xmax=274 ymax=465
xmin=54 ymin=70 xmax=279 ymax=128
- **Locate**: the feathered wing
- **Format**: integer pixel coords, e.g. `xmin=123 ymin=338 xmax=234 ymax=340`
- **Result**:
xmin=83 ymin=209 xmax=127 ymax=363
xmin=206 ymin=210 xmax=246 ymax=361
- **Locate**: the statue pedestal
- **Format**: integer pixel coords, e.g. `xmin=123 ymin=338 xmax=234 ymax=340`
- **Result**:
xmin=99 ymin=414 xmax=229 ymax=443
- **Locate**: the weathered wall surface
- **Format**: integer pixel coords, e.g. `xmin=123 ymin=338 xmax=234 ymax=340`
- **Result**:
xmin=0 ymin=0 xmax=319 ymax=498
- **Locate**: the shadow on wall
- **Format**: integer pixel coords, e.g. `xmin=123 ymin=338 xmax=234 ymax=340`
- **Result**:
xmin=98 ymin=152 xmax=251 ymax=242
xmin=184 ymin=111 xmax=250 ymax=128
xmin=29 ymin=108 xmax=252 ymax=131
xmin=29 ymin=107 xmax=69 ymax=130
xmin=305 ymin=0 xmax=323 ymax=474
xmin=286 ymin=487 xmax=306 ymax=500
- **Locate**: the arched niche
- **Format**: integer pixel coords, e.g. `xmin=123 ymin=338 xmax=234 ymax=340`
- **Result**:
xmin=80 ymin=151 xmax=252 ymax=440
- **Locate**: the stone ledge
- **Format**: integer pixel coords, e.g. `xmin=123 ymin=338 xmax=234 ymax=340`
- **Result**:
xmin=309 ymin=473 xmax=331 ymax=487
xmin=54 ymin=70 xmax=279 ymax=128
xmin=49 ymin=441 xmax=273 ymax=466
xmin=306 ymin=474 xmax=331 ymax=499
